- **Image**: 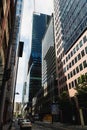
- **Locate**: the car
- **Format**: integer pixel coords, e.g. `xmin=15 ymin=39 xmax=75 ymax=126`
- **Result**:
xmin=20 ymin=119 xmax=32 ymax=130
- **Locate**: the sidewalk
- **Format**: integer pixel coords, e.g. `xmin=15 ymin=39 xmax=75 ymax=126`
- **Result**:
xmin=35 ymin=121 xmax=87 ymax=130
xmin=3 ymin=122 xmax=15 ymax=130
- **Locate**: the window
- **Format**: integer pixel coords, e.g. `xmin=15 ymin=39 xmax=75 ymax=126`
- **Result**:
xmin=63 ymin=59 xmax=65 ymax=65
xmin=78 ymin=53 xmax=81 ymax=60
xmin=85 ymin=47 xmax=87 ymax=54
xmin=73 ymin=69 xmax=76 ymax=75
xmin=69 ymin=62 xmax=71 ymax=68
xmin=79 ymin=63 xmax=83 ymax=71
xmin=66 ymin=56 xmax=68 ymax=62
xmin=69 ymin=83 xmax=71 ymax=89
xmin=76 ymin=66 xmax=79 ymax=73
xmin=81 ymin=50 xmax=85 ymax=57
xmin=75 ymin=57 xmax=77 ymax=63
xmin=79 ymin=40 xmax=83 ymax=47
xmin=68 ymin=73 xmax=70 ymax=79
xmin=83 ymin=35 xmax=87 ymax=43
xmin=73 ymin=48 xmax=76 ymax=54
xmin=68 ymin=54 xmax=70 ymax=59
xmin=83 ymin=60 xmax=87 ymax=68
xmin=70 ymin=71 xmax=73 ymax=78
xmin=71 ymin=51 xmax=73 ymax=57
xmin=72 ymin=81 xmax=74 ymax=88
xmin=72 ymin=60 xmax=74 ymax=66
xmin=67 ymin=64 xmax=69 ymax=70
xmin=74 ymin=79 xmax=77 ymax=86
xmin=76 ymin=44 xmax=79 ymax=51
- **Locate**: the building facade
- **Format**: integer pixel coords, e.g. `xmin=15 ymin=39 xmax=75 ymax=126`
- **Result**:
xmin=41 ymin=16 xmax=58 ymax=121
xmin=53 ymin=0 xmax=87 ymax=124
xmin=29 ymin=13 xmax=46 ymax=104
xmin=53 ymin=0 xmax=87 ymax=96
xmin=0 ymin=0 xmax=24 ymax=126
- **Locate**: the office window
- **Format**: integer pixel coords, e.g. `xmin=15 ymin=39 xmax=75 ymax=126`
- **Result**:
xmin=68 ymin=73 xmax=70 ymax=79
xmin=76 ymin=66 xmax=79 ymax=73
xmin=76 ymin=44 xmax=79 ymax=51
xmin=74 ymin=79 xmax=77 ymax=86
xmin=72 ymin=81 xmax=74 ymax=88
xmin=83 ymin=60 xmax=87 ymax=68
xmin=67 ymin=64 xmax=69 ymax=70
xmin=79 ymin=63 xmax=83 ymax=71
xmin=79 ymin=40 xmax=83 ymax=47
xmin=73 ymin=48 xmax=76 ymax=54
xmin=72 ymin=59 xmax=74 ymax=66
xmin=85 ymin=47 xmax=87 ymax=54
xmin=78 ymin=53 xmax=81 ymax=60
xmin=69 ymin=83 xmax=71 ymax=89
xmin=70 ymin=71 xmax=73 ymax=78
xmin=71 ymin=51 xmax=73 ymax=57
xmin=83 ymin=35 xmax=87 ymax=43
xmin=69 ymin=62 xmax=71 ymax=68
xmin=81 ymin=50 xmax=85 ymax=57
xmin=75 ymin=57 xmax=77 ymax=63
xmin=73 ymin=69 xmax=76 ymax=75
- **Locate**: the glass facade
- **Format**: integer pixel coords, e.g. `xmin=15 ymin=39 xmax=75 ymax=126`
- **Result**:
xmin=42 ymin=16 xmax=56 ymax=87
xmin=55 ymin=0 xmax=87 ymax=52
xmin=29 ymin=14 xmax=46 ymax=102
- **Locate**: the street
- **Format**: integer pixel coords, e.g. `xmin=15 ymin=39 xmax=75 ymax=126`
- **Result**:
xmin=11 ymin=120 xmax=87 ymax=130
xmin=14 ymin=123 xmax=70 ymax=130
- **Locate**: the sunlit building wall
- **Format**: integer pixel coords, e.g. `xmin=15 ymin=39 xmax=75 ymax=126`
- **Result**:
xmin=53 ymin=0 xmax=87 ymax=96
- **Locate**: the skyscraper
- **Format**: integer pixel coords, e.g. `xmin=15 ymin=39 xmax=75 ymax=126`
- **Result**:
xmin=29 ymin=13 xmax=46 ymax=103
xmin=54 ymin=0 xmax=87 ymax=96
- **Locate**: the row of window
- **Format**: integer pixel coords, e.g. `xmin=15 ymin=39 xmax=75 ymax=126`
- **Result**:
xmin=60 ymin=72 xmax=87 ymax=94
xmin=59 ymin=59 xmax=87 ymax=87
xmin=64 ymin=47 xmax=87 ymax=72
xmin=68 ymin=73 xmax=87 ymax=89
xmin=68 ymin=60 xmax=87 ymax=80
xmin=63 ymin=35 xmax=87 ymax=64
xmin=58 ymin=46 xmax=87 ymax=74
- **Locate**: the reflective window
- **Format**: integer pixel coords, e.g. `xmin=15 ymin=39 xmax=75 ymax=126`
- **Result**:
xmin=81 ymin=50 xmax=85 ymax=57
xmin=79 ymin=40 xmax=83 ymax=47
xmin=79 ymin=63 xmax=83 ymax=71
xmin=85 ymin=47 xmax=87 ymax=54
xmin=83 ymin=60 xmax=87 ymax=68
xmin=83 ymin=35 xmax=87 ymax=43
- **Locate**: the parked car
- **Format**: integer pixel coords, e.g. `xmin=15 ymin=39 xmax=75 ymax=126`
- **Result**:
xmin=20 ymin=119 xmax=32 ymax=130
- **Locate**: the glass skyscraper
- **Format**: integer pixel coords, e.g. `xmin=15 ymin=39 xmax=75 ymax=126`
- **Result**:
xmin=29 ymin=13 xmax=46 ymax=102
xmin=54 ymin=0 xmax=87 ymax=52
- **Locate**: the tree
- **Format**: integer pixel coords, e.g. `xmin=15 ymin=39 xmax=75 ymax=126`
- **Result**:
xmin=59 ymin=91 xmax=72 ymax=123
xmin=75 ymin=74 xmax=87 ymax=107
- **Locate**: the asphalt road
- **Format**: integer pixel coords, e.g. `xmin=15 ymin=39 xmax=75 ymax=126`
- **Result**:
xmin=13 ymin=120 xmax=87 ymax=130
xmin=14 ymin=121 xmax=72 ymax=130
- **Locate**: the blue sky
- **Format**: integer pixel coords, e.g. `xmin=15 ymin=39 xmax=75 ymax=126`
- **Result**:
xmin=15 ymin=0 xmax=53 ymax=102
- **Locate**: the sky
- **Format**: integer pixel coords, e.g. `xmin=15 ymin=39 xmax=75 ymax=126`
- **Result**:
xmin=15 ymin=0 xmax=53 ymax=102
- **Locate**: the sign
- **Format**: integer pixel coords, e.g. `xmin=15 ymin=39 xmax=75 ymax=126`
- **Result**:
xmin=51 ymin=103 xmax=59 ymax=115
